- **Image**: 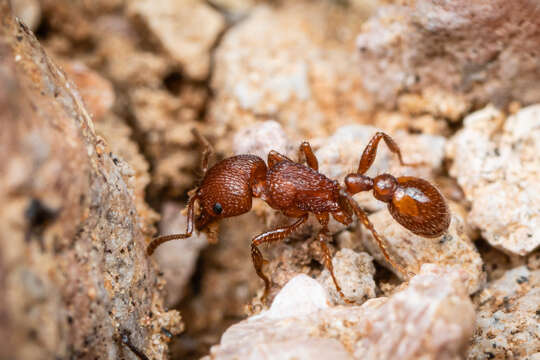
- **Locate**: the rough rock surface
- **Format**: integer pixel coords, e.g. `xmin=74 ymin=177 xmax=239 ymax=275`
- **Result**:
xmin=469 ymin=266 xmax=540 ymax=359
xmin=209 ymin=2 xmax=371 ymax=151
xmin=0 ymin=5 xmax=181 ymax=359
xmin=207 ymin=265 xmax=475 ymax=360
xmin=447 ymin=105 xmax=540 ymax=256
xmin=363 ymin=203 xmax=485 ymax=293
xmin=356 ymin=0 xmax=540 ymax=113
xmin=317 ymin=249 xmax=377 ymax=305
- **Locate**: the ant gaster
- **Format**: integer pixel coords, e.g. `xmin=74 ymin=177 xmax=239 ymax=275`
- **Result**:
xmin=148 ymin=130 xmax=450 ymax=303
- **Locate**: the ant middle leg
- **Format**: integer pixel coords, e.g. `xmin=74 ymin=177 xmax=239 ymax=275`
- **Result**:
xmin=357 ymin=131 xmax=424 ymax=175
xmin=315 ymin=213 xmax=353 ymax=304
xmin=250 ymin=214 xmax=309 ymax=302
xmin=298 ymin=141 xmax=319 ymax=171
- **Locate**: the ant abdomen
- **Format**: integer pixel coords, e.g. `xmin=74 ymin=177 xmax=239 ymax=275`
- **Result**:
xmin=387 ymin=176 xmax=450 ymax=238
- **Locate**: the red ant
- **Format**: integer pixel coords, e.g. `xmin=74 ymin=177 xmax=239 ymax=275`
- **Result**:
xmin=148 ymin=130 xmax=450 ymax=303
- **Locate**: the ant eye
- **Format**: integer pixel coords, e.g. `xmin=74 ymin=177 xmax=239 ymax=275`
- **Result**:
xmin=213 ymin=203 xmax=223 ymax=215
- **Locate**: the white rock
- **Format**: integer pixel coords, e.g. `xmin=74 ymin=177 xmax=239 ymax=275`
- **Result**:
xmin=127 ymin=0 xmax=225 ymax=80
xmin=232 ymin=120 xmax=292 ymax=160
xmin=208 ymin=265 xmax=475 ymax=360
xmin=447 ymin=104 xmax=540 ymax=255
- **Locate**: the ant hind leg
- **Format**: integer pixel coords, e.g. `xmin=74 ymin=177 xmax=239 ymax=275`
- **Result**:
xmin=345 ymin=194 xmax=412 ymax=278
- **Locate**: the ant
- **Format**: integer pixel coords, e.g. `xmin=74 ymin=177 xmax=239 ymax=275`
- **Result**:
xmin=148 ymin=130 xmax=450 ymax=303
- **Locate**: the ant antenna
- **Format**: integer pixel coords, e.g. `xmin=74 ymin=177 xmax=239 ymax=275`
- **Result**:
xmin=191 ymin=128 xmax=214 ymax=175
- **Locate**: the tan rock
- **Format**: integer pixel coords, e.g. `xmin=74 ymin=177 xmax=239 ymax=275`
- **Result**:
xmin=128 ymin=0 xmax=226 ymax=80
xmin=356 ymin=1 xmax=540 ymax=111
xmin=61 ymin=60 xmax=115 ymax=122
xmin=447 ymin=104 xmax=540 ymax=255
xmin=363 ymin=202 xmax=485 ymax=293
xmin=209 ymin=1 xmax=371 ymax=151
xmin=11 ymin=0 xmax=41 ymax=30
xmin=317 ymin=249 xmax=377 ymax=305
xmin=0 ymin=6 xmax=181 ymax=359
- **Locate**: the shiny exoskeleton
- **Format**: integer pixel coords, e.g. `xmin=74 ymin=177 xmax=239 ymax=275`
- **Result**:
xmin=147 ymin=131 xmax=451 ymax=303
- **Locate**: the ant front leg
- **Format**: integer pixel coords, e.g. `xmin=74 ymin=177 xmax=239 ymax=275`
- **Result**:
xmin=250 ymin=214 xmax=309 ymax=302
xmin=147 ymin=195 xmax=198 ymax=255
xmin=315 ymin=213 xmax=353 ymax=304
xmin=298 ymin=141 xmax=319 ymax=171
xmin=357 ymin=131 xmax=424 ymax=175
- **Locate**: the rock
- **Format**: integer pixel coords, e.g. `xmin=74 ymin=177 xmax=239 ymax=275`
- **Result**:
xmin=153 ymin=202 xmax=208 ymax=307
xmin=209 ymin=1 xmax=371 ymax=152
xmin=315 ymin=124 xmax=446 ymax=212
xmin=356 ymin=1 xmax=540 ymax=112
xmin=127 ymin=0 xmax=226 ymax=80
xmin=362 ymin=202 xmax=485 ymax=293
xmin=60 ymin=60 xmax=115 ymax=122
xmin=129 ymin=87 xmax=205 ymax=195
xmin=317 ymin=249 xmax=376 ymax=305
xmin=0 ymin=6 xmax=181 ymax=359
xmin=447 ymin=104 xmax=540 ymax=256
xmin=469 ymin=266 xmax=540 ymax=359
xmin=232 ymin=120 xmax=292 ymax=160
xmin=207 ymin=265 xmax=475 ymax=360
xmin=11 ymin=0 xmax=41 ymax=30
xmin=94 ymin=114 xmax=159 ymax=237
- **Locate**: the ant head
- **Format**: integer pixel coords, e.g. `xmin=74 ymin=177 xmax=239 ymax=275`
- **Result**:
xmin=194 ymin=155 xmax=267 ymax=231
xmin=372 ymin=174 xmax=398 ymax=202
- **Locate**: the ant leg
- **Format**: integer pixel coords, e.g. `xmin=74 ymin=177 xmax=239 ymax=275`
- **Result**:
xmin=344 ymin=193 xmax=411 ymax=278
xmin=315 ymin=213 xmax=353 ymax=304
xmin=251 ymin=214 xmax=309 ymax=301
xmin=268 ymin=150 xmax=293 ymax=168
xmin=357 ymin=131 xmax=424 ymax=175
xmin=119 ymin=330 xmax=150 ymax=360
xmin=147 ymin=195 xmax=197 ymax=255
xmin=298 ymin=141 xmax=319 ymax=171
xmin=191 ymin=128 xmax=213 ymax=175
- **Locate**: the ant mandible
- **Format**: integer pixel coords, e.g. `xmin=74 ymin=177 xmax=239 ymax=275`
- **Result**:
xmin=147 ymin=130 xmax=450 ymax=303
